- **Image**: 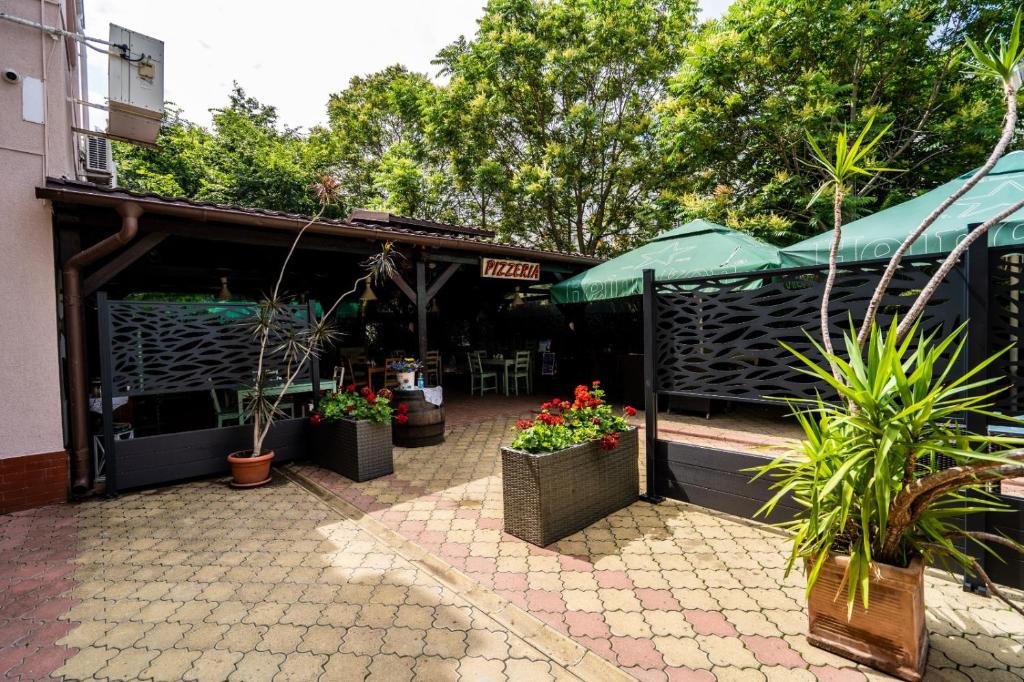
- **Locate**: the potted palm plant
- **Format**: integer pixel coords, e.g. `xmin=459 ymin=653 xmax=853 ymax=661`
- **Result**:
xmin=308 ymin=386 xmax=401 ymax=481
xmin=755 ymin=16 xmax=1024 ymax=680
xmin=228 ymin=176 xmax=397 ymax=487
xmin=502 ymin=382 xmax=639 ymax=546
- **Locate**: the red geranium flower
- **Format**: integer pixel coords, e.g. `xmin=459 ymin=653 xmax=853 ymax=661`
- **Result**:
xmin=366 ymin=391 xmax=377 ymax=403
xmin=515 ymin=419 xmax=534 ymax=430
xmin=592 ymin=380 xmax=601 ymax=387
xmin=378 ymin=388 xmax=392 ymax=399
xmin=397 ymin=403 xmax=409 ymax=414
xmin=310 ymin=412 xmax=323 ymax=426
xmin=551 ymin=398 xmax=561 ymax=406
xmin=360 ymin=386 xmax=371 ymax=397
xmin=395 ymin=413 xmax=409 ymax=425
xmin=624 ymin=406 xmax=637 ymax=417
xmin=346 ymin=384 xmax=357 ymax=393
xmin=345 ymin=404 xmax=355 ymax=412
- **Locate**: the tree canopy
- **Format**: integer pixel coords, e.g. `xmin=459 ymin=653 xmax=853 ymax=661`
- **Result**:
xmin=114 ymin=0 xmax=1022 ymax=255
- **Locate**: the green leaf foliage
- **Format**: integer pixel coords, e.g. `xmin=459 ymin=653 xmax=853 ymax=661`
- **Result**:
xmin=753 ymin=319 xmax=1024 ymax=613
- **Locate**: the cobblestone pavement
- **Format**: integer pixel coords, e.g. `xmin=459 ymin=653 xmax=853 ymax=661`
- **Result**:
xmin=2 ymin=478 xmax=602 ymax=681
xmin=293 ymin=414 xmax=1024 ymax=682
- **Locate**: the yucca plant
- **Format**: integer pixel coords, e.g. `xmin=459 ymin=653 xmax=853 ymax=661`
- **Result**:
xmin=246 ymin=176 xmax=398 ymax=457
xmin=754 ymin=319 xmax=1024 ymax=616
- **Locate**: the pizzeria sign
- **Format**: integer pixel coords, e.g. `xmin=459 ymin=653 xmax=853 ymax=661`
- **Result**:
xmin=480 ymin=257 xmax=541 ymax=281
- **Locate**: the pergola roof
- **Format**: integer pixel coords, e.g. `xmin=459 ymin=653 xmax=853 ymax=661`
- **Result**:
xmin=37 ymin=178 xmax=601 ymax=267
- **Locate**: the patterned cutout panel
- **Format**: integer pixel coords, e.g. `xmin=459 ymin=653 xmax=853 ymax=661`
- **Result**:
xmin=107 ymin=301 xmax=311 ymax=396
xmin=653 ymin=257 xmax=965 ymax=403
xmin=989 ymin=248 xmax=1024 ymax=416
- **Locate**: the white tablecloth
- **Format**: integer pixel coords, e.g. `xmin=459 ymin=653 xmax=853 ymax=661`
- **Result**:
xmin=422 ymin=386 xmax=443 ymax=406
xmin=89 ymin=396 xmax=129 ymax=414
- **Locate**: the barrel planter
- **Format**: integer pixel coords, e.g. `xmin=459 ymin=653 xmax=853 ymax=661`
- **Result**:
xmin=501 ymin=427 xmax=639 ymax=546
xmin=391 ymin=388 xmax=445 ymax=448
xmin=807 ymin=554 xmax=927 ymax=681
xmin=310 ymin=418 xmax=393 ymax=482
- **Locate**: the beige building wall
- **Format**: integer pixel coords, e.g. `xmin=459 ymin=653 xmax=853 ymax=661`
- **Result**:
xmin=0 ymin=0 xmax=85 ymax=460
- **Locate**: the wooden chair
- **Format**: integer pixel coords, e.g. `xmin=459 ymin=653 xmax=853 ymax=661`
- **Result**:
xmin=510 ymin=351 xmax=531 ymax=396
xmin=347 ymin=354 xmax=369 ymax=388
xmin=210 ymin=388 xmax=242 ymax=428
xmin=468 ymin=352 xmax=497 ymax=396
xmin=425 ymin=350 xmax=442 ymax=386
xmin=384 ymin=357 xmax=403 ymax=388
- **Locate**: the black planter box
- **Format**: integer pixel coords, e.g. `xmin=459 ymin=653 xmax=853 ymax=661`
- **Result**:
xmin=501 ymin=428 xmax=639 ymax=546
xmin=310 ymin=419 xmax=393 ymax=482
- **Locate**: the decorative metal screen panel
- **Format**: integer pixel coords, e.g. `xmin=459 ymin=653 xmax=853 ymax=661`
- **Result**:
xmin=989 ymin=247 xmax=1024 ymax=416
xmin=653 ymin=257 xmax=964 ymax=403
xmin=106 ymin=301 xmax=311 ymax=396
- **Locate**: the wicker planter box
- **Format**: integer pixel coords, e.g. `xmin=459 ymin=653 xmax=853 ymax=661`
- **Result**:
xmin=807 ymin=554 xmax=927 ymax=681
xmin=501 ymin=428 xmax=639 ymax=546
xmin=310 ymin=419 xmax=393 ymax=482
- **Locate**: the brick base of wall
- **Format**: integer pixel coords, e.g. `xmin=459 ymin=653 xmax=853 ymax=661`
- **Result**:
xmin=0 ymin=451 xmax=68 ymax=513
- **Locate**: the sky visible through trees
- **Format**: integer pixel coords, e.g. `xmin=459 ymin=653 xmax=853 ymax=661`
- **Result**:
xmin=114 ymin=0 xmax=1021 ymax=256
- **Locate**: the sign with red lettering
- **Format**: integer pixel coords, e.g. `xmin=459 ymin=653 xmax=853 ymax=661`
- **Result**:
xmin=480 ymin=258 xmax=541 ymax=281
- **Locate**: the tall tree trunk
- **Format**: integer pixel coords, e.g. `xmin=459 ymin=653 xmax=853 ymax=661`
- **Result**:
xmin=857 ymin=86 xmax=1018 ymax=348
xmin=820 ymin=187 xmax=844 ymax=378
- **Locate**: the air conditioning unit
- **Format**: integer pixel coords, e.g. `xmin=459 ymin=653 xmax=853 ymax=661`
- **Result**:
xmin=83 ymin=135 xmax=116 ymax=187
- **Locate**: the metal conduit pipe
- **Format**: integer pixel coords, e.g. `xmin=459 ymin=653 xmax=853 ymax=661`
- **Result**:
xmin=63 ymin=202 xmax=142 ymax=492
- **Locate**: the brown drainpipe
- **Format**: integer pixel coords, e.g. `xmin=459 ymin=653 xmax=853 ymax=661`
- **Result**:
xmin=63 ymin=202 xmax=142 ymax=493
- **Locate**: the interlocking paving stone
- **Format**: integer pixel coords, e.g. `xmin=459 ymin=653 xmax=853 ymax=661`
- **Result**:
xmin=0 ymin=476 xmax=583 ymax=681
xmin=291 ymin=409 xmax=1024 ymax=681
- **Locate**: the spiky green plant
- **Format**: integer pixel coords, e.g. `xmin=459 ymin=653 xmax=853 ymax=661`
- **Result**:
xmin=247 ymin=177 xmax=397 ymax=456
xmin=754 ymin=320 xmax=1024 ymax=616
xmin=804 ymin=116 xmax=896 ymax=370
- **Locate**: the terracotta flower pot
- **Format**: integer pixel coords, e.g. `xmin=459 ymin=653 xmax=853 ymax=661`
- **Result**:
xmin=807 ymin=554 xmax=927 ymax=681
xmin=227 ymin=449 xmax=275 ymax=488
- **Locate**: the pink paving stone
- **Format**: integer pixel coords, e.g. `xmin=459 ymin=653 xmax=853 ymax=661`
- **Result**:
xmin=611 ymin=636 xmax=666 ymax=670
xmin=493 ymin=573 xmax=529 ymax=592
xmin=535 ymin=609 xmax=567 ymax=631
xmin=666 ymin=667 xmax=716 ymax=682
xmin=465 ymin=557 xmax=497 ymax=574
xmin=419 ymin=531 xmax=447 ymax=545
xmin=27 ymin=597 xmax=78 ymax=621
xmin=500 ymin=590 xmax=529 ymax=611
xmin=577 ymin=635 xmax=617 ymax=664
xmin=594 ymin=570 xmax=634 ymax=589
xmin=741 ymin=635 xmax=807 ymax=668
xmin=624 ymin=666 xmax=670 ymax=682
xmin=380 ymin=510 xmax=407 ymax=523
xmin=21 ymin=620 xmax=75 ymax=648
xmin=466 ymin=572 xmax=496 ymax=588
xmin=810 ymin=666 xmax=869 ymax=681
xmin=478 ymin=516 xmax=503 ymax=529
xmin=564 ymin=610 xmax=611 ymax=638
xmin=8 ymin=645 xmax=74 ymax=680
xmin=684 ymin=609 xmax=738 ymax=636
xmin=0 ymin=644 xmax=33 ymax=676
xmin=398 ymin=520 xmax=426 ymax=535
xmin=0 ymin=620 xmax=27 ymax=647
xmin=455 ymin=508 xmax=480 ymax=519
xmin=559 ymin=555 xmax=594 ymax=571
xmin=526 ymin=589 xmax=567 ymax=613
xmin=635 ymin=588 xmax=681 ymax=611
xmin=440 ymin=542 xmax=470 ymax=559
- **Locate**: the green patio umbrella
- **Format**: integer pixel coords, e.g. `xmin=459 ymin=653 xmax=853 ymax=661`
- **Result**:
xmin=550 ymin=220 xmax=782 ymax=304
xmin=781 ymin=150 xmax=1024 ymax=266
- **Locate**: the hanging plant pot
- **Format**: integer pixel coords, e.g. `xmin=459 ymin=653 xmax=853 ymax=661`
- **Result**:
xmin=806 ymin=554 xmax=927 ymax=682
xmin=227 ymin=450 xmax=275 ymax=488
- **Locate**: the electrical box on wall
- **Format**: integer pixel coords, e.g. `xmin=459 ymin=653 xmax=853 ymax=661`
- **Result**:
xmin=107 ymin=23 xmax=164 ymax=146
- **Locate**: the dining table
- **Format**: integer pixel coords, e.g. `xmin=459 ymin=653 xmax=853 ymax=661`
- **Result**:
xmin=235 ymin=381 xmax=324 ymax=420
xmin=480 ymin=357 xmax=516 ymax=396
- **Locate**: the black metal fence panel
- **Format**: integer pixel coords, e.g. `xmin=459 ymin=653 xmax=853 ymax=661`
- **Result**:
xmin=106 ymin=300 xmax=311 ymax=396
xmin=652 ymin=256 xmax=965 ymax=403
xmin=989 ymin=247 xmax=1024 ymax=416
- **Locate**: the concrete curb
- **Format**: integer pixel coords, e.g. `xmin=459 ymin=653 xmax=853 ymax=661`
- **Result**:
xmin=281 ymin=465 xmax=636 ymax=682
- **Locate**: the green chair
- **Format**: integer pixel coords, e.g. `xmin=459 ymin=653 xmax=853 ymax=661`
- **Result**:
xmin=510 ymin=351 xmax=531 ymax=396
xmin=468 ymin=352 xmax=497 ymax=396
xmin=210 ymin=388 xmax=242 ymax=428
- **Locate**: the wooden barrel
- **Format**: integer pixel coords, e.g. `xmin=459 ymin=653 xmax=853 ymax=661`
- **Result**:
xmin=391 ymin=388 xmax=445 ymax=447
